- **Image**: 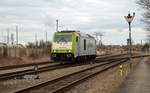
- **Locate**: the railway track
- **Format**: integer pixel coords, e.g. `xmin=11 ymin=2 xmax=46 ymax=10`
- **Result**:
xmin=96 ymin=53 xmax=129 ymax=59
xmin=0 ymin=61 xmax=53 ymax=70
xmin=0 ymin=53 xmax=126 ymax=71
xmin=0 ymin=53 xmax=145 ymax=81
xmin=13 ymin=57 xmax=129 ymax=93
xmin=0 ymin=63 xmax=87 ymax=80
xmin=0 ymin=53 xmax=142 ymax=71
xmin=0 ymin=54 xmax=128 ymax=80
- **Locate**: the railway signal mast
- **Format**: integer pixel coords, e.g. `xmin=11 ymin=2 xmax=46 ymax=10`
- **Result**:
xmin=93 ymin=32 xmax=104 ymax=46
xmin=56 ymin=19 xmax=59 ymax=32
xmin=124 ymin=12 xmax=135 ymax=57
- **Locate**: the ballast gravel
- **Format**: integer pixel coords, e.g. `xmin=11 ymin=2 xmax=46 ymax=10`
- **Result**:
xmin=0 ymin=58 xmax=141 ymax=93
xmin=0 ymin=62 xmax=103 ymax=93
xmin=66 ymin=58 xmax=141 ymax=93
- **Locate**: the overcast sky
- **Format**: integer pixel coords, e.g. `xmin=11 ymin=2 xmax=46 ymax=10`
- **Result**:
xmin=0 ymin=0 xmax=146 ymax=45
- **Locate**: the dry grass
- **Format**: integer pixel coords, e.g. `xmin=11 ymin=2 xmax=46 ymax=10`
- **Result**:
xmin=0 ymin=55 xmax=50 ymax=67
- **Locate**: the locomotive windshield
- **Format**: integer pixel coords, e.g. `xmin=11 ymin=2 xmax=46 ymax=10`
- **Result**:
xmin=54 ymin=35 xmax=72 ymax=42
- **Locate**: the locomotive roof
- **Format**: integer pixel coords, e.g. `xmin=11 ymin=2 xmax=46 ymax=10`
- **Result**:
xmin=57 ymin=30 xmax=95 ymax=39
xmin=77 ymin=32 xmax=95 ymax=39
xmin=58 ymin=30 xmax=80 ymax=33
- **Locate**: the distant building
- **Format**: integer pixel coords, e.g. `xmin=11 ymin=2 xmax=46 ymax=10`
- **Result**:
xmin=0 ymin=42 xmax=7 ymax=47
xmin=17 ymin=44 xmax=25 ymax=48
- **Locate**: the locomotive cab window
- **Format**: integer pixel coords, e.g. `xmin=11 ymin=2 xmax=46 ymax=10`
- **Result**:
xmin=54 ymin=35 xmax=72 ymax=42
xmin=84 ymin=39 xmax=86 ymax=50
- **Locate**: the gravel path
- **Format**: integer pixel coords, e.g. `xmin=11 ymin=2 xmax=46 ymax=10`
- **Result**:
xmin=116 ymin=57 xmax=150 ymax=93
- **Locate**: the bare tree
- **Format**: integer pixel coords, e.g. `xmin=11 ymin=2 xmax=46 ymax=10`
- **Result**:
xmin=26 ymin=41 xmax=51 ymax=49
xmin=93 ymin=32 xmax=104 ymax=46
xmin=137 ymin=0 xmax=150 ymax=31
xmin=10 ymin=33 xmax=14 ymax=46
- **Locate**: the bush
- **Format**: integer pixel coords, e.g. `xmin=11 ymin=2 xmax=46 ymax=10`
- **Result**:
xmin=3 ymin=47 xmax=8 ymax=57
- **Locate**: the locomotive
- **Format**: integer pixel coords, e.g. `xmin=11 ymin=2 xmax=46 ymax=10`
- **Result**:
xmin=51 ymin=30 xmax=97 ymax=63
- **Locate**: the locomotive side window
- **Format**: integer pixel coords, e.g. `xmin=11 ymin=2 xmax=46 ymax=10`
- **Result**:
xmin=76 ymin=37 xmax=78 ymax=42
xmin=84 ymin=39 xmax=86 ymax=50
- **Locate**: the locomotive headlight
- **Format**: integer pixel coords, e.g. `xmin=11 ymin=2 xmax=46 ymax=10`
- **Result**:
xmin=53 ymin=50 xmax=56 ymax=52
xmin=69 ymin=50 xmax=71 ymax=52
xmin=67 ymin=54 xmax=72 ymax=57
xmin=52 ymin=54 xmax=56 ymax=57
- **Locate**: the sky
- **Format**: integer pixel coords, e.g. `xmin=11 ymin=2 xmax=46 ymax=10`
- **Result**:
xmin=0 ymin=0 xmax=147 ymax=45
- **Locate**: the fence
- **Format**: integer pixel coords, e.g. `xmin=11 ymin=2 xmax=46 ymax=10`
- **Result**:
xmin=0 ymin=47 xmax=51 ymax=57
